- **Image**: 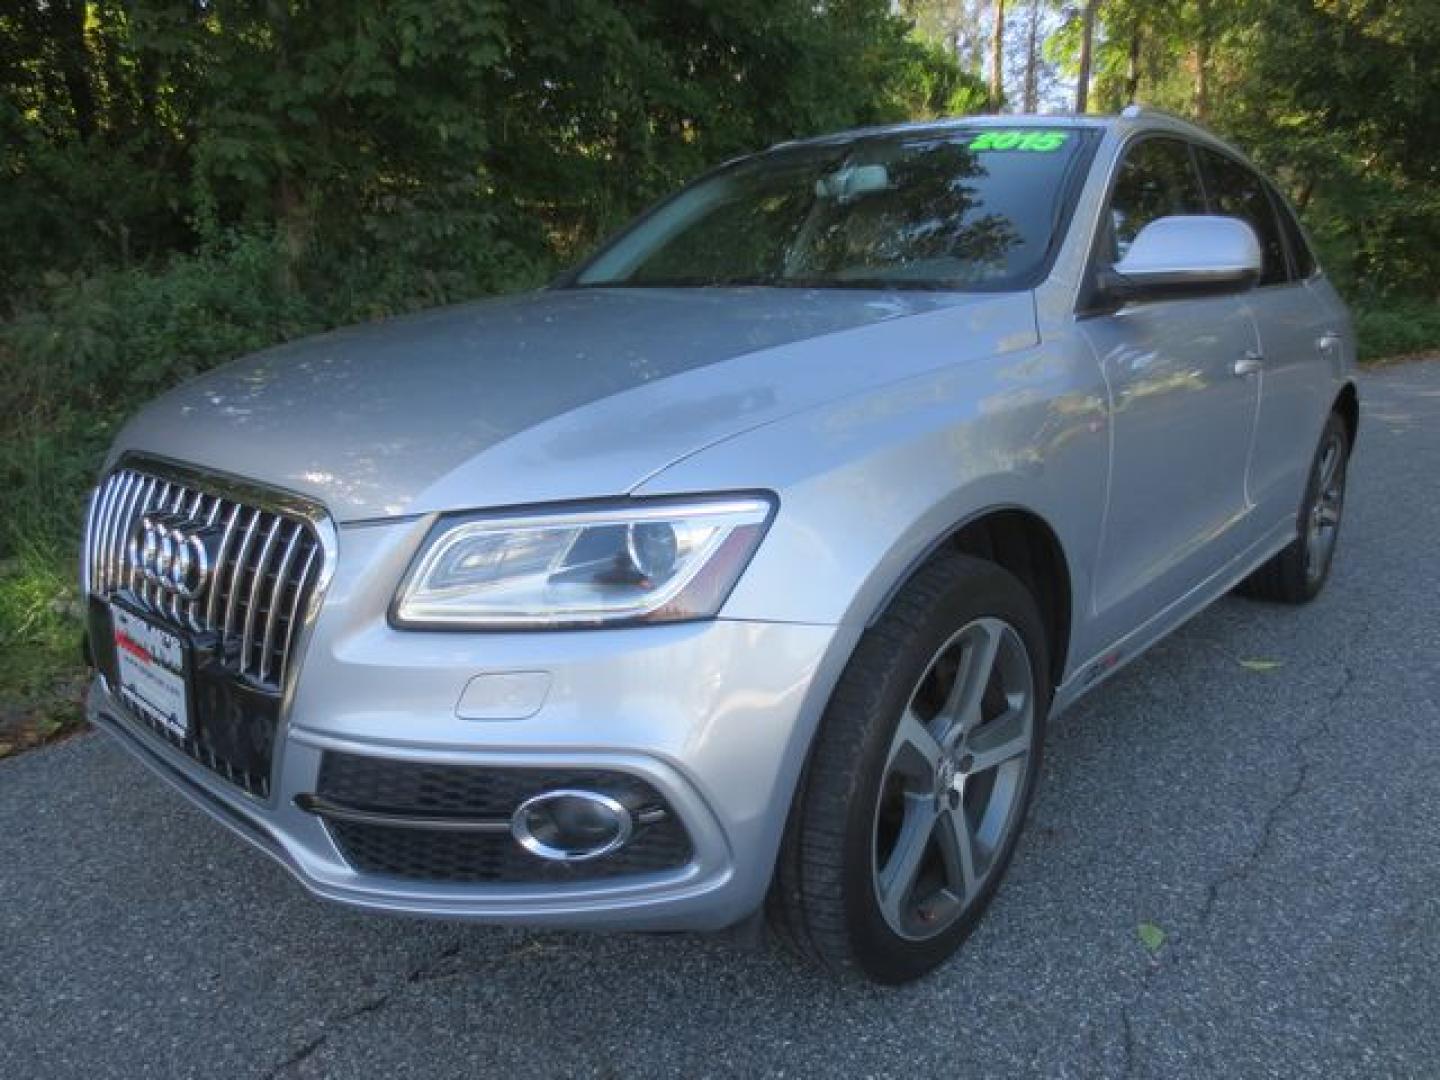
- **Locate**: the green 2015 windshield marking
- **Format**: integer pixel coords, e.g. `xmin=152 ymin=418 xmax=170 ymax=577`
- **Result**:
xmin=968 ymin=130 xmax=1069 ymax=152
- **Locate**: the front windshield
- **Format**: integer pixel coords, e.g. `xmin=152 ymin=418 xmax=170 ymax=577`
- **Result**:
xmin=574 ymin=127 xmax=1091 ymax=292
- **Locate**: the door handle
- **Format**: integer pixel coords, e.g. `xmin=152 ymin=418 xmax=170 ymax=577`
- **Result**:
xmin=1233 ymin=350 xmax=1264 ymax=377
xmin=1317 ymin=332 xmax=1342 ymax=355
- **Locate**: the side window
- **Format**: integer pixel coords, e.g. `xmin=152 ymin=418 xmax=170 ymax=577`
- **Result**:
xmin=1196 ymin=148 xmax=1288 ymax=286
xmin=1106 ymin=137 xmax=1207 ymax=263
xmin=1268 ymin=183 xmax=1317 ymax=279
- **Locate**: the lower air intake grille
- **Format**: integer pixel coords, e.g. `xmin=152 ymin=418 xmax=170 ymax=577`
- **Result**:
xmin=315 ymin=754 xmax=694 ymax=883
xmin=326 ymin=818 xmax=695 ymax=884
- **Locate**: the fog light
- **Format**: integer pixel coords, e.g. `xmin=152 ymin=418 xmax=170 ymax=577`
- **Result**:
xmin=512 ymin=790 xmax=633 ymax=861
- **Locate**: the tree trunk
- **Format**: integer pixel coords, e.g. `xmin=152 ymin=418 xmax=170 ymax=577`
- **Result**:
xmin=989 ymin=0 xmax=1007 ymax=108
xmin=1022 ymin=0 xmax=1041 ymax=112
xmin=268 ymin=0 xmax=309 ymax=291
xmin=1295 ymin=176 xmax=1316 ymax=213
xmin=1075 ymin=0 xmax=1099 ymax=114
xmin=50 ymin=0 xmax=96 ymax=141
xmin=1124 ymin=24 xmax=1142 ymax=104
xmin=275 ymin=172 xmax=311 ymax=293
xmin=1192 ymin=0 xmax=1212 ymax=121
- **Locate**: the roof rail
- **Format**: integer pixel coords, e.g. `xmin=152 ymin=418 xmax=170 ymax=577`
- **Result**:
xmin=1119 ymin=103 xmax=1197 ymax=125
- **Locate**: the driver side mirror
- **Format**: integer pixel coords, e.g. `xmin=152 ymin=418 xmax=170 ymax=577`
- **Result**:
xmin=1096 ymin=215 xmax=1262 ymax=305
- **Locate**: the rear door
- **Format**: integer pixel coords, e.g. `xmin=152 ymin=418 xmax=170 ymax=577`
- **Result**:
xmin=1079 ymin=136 xmax=1263 ymax=647
xmin=1196 ymin=147 xmax=1334 ymax=522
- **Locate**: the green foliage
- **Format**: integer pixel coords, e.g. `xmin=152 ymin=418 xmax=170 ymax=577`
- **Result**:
xmin=1049 ymin=0 xmax=1440 ymax=309
xmin=1233 ymin=0 xmax=1440 ymax=305
xmin=881 ymin=37 xmax=991 ymax=120
xmin=1355 ymin=301 xmax=1440 ymax=363
xmin=0 ymin=0 xmax=957 ymax=306
xmin=0 ymin=526 xmax=89 ymax=753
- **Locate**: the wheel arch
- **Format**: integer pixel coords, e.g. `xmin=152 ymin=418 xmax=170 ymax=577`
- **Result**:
xmin=864 ymin=504 xmax=1074 ymax=690
xmin=1334 ymin=381 xmax=1359 ymax=448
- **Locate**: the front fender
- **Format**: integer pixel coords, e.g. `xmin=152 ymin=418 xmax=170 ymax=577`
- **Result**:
xmin=636 ymin=338 xmax=1111 ymax=685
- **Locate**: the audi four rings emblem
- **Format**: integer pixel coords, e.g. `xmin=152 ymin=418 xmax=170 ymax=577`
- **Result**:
xmin=127 ymin=515 xmax=213 ymax=600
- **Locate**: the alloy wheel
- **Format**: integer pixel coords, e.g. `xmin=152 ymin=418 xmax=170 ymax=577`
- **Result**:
xmin=1305 ymin=430 xmax=1347 ymax=584
xmin=871 ymin=616 xmax=1036 ymax=941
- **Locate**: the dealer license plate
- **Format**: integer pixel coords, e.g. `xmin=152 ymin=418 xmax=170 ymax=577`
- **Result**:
xmin=111 ymin=604 xmax=190 ymax=739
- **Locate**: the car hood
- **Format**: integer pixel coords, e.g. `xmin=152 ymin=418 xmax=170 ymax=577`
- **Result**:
xmin=109 ymin=287 xmax=1035 ymax=521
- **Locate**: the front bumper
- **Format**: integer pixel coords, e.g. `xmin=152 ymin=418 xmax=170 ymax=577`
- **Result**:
xmin=87 ymin=517 xmax=853 ymax=930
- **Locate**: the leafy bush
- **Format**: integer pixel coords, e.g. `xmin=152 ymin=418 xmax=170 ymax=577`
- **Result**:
xmin=0 ymin=541 xmax=86 ymax=751
xmin=1355 ymin=301 xmax=1440 ymax=363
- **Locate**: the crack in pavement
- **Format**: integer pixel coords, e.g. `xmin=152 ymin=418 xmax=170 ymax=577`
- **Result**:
xmin=1111 ymin=655 xmax=1360 ymax=1077
xmin=259 ymin=936 xmax=564 ymax=1078
xmin=1119 ymin=1004 xmax=1137 ymax=1078
xmin=259 ymin=939 xmax=466 ymax=1080
xmin=1197 ymin=660 xmax=1357 ymax=927
xmin=1114 ymin=945 xmax=1170 ymax=1080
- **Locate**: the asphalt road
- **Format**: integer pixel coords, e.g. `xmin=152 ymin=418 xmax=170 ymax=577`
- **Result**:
xmin=5 ymin=360 xmax=1439 ymax=1080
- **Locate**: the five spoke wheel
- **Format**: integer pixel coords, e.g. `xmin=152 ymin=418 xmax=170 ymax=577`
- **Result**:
xmin=872 ymin=616 xmax=1035 ymax=941
xmin=769 ymin=551 xmax=1050 ymax=982
xmin=1305 ymin=427 xmax=1347 ymax=584
xmin=1237 ymin=409 xmax=1352 ymax=604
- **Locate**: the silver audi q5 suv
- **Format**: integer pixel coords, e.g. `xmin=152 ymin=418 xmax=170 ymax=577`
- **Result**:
xmin=84 ymin=109 xmax=1356 ymax=982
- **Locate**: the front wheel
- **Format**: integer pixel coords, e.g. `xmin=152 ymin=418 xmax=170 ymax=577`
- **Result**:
xmin=769 ymin=553 xmax=1050 ymax=983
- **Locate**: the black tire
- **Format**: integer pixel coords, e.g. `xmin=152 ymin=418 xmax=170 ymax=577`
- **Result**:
xmin=768 ymin=552 xmax=1051 ymax=983
xmin=1239 ymin=411 xmax=1350 ymax=604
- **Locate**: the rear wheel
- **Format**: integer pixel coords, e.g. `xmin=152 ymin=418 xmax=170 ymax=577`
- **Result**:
xmin=1240 ymin=411 xmax=1350 ymax=603
xmin=769 ymin=552 xmax=1050 ymax=983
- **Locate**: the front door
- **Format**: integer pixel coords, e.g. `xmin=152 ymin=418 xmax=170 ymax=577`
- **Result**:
xmin=1079 ymin=136 xmax=1262 ymax=648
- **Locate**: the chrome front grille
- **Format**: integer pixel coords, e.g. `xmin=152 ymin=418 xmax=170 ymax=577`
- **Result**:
xmin=84 ymin=463 xmax=327 ymax=691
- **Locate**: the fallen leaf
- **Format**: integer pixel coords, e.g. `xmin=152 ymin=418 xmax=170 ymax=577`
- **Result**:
xmin=1137 ymin=922 xmax=1166 ymax=953
xmin=1238 ymin=658 xmax=1284 ymax=672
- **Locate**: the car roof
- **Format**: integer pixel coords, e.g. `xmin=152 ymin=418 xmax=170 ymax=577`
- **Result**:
xmin=765 ymin=106 xmax=1218 ymax=154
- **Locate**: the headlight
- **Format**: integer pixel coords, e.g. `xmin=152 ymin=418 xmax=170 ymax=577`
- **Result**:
xmin=392 ymin=495 xmax=775 ymax=629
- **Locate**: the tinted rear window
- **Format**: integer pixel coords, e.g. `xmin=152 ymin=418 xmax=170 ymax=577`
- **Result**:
xmin=1197 ymin=147 xmax=1289 ymax=286
xmin=1268 ymin=184 xmax=1317 ymax=279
